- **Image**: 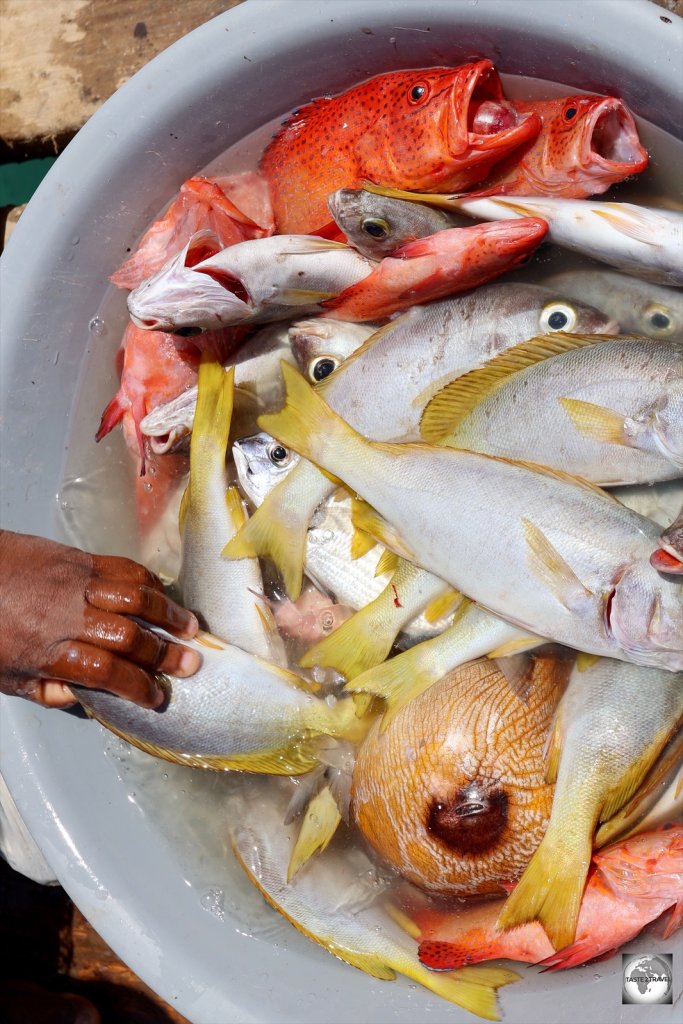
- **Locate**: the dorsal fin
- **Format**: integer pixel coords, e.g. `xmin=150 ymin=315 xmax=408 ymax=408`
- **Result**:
xmin=420 ymin=333 xmax=619 ymax=443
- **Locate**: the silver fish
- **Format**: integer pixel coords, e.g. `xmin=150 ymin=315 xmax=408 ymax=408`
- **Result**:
xmin=226 ymin=283 xmax=618 ymax=598
xmin=328 ymin=187 xmax=467 ymax=260
xmin=288 ymin=317 xmax=377 ymax=382
xmin=425 ymin=334 xmax=683 ymax=485
xmin=498 ymin=658 xmax=683 ymax=949
xmin=128 ymin=230 xmax=373 ymax=333
xmin=541 ymin=269 xmax=683 ymax=343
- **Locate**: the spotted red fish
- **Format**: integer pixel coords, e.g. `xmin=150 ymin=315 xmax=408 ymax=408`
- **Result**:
xmin=412 ymin=824 xmax=683 ymax=971
xmin=474 ymin=94 xmax=648 ymax=198
xmin=111 ymin=173 xmax=274 ymax=290
xmin=261 ymin=60 xmax=541 ymax=234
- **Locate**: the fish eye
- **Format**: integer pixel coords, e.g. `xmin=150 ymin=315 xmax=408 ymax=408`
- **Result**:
xmin=563 ymin=103 xmax=578 ymax=122
xmin=308 ymin=355 xmax=338 ymax=382
xmin=173 ymin=326 xmax=203 ymax=337
xmin=267 ymin=443 xmax=292 ymax=467
xmin=408 ymin=82 xmax=429 ymax=104
xmin=361 ymin=217 xmax=391 ymax=240
xmin=540 ymin=301 xmax=578 ymax=333
xmin=643 ymin=304 xmax=675 ymax=336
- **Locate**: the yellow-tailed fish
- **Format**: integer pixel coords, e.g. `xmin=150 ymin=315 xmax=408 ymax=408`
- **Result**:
xmin=300 ymin=557 xmax=461 ymax=681
xmin=77 ymin=629 xmax=367 ymax=775
xmin=225 ymin=285 xmax=616 ymax=597
xmin=351 ymin=652 xmax=570 ymax=896
xmin=233 ymin=433 xmax=460 ymax=670
xmin=226 ymin=775 xmax=519 ymax=1021
xmin=497 ymin=658 xmax=683 ymax=950
xmin=423 ymin=334 xmax=683 ymax=484
xmin=258 ymin=363 xmax=683 ymax=671
xmin=364 ymin=186 xmax=683 ymax=286
xmin=177 ymin=357 xmax=284 ymax=663
xmin=347 ymin=602 xmax=540 ymax=731
xmin=541 ymin=268 xmax=683 ymax=343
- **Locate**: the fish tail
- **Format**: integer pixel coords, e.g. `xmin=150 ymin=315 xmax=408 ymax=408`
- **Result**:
xmin=287 ymin=785 xmax=341 ymax=881
xmin=258 ymin=361 xmax=365 ymax=478
xmin=189 ymin=356 xmax=235 ymax=489
xmin=299 ymin=586 xmax=403 ymax=679
xmin=96 ymin=390 xmax=127 ymax=441
xmin=316 ymin=694 xmax=374 ymax=745
xmin=346 ymin=641 xmax=443 ymax=733
xmin=396 ymin=962 xmax=520 ymax=1022
xmin=497 ymin=828 xmax=592 ymax=951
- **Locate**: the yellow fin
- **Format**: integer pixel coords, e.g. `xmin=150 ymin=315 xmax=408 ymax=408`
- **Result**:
xmin=421 ymin=334 xmax=613 ymax=443
xmin=384 ymin=903 xmax=422 ymax=940
xmin=375 ymin=548 xmax=399 ymax=577
xmin=594 ymin=205 xmax=660 ymax=244
xmin=423 ymin=588 xmax=462 ymax=624
xmin=225 ymin=485 xmax=248 ymax=530
xmin=350 ymin=501 xmax=416 ymax=562
xmin=84 ymin=707 xmax=322 ymax=775
xmin=258 ymin=361 xmax=360 ymax=474
xmin=278 ymin=288 xmax=338 ymax=305
xmin=544 ymin=713 xmax=564 ymax=785
xmin=299 ymin=595 xmax=398 ymax=679
xmin=522 ymin=517 xmax=593 ymax=610
xmin=559 ymin=397 xmax=628 ymax=445
xmin=178 ymin=484 xmax=190 ymax=535
xmin=599 ymin=721 xmax=682 ymax=823
xmin=487 ymin=636 xmax=541 ymax=658
xmin=287 ymin=786 xmax=342 ymax=882
xmin=351 ymin=498 xmax=379 ymax=558
xmin=347 ymin=645 xmax=440 ymax=733
xmin=189 ymin=358 xmax=234 ymax=489
xmin=361 ymin=181 xmax=459 ymax=212
xmin=222 ymin=459 xmax=328 ymax=600
xmin=497 ymin=829 xmax=592 ymax=950
xmin=575 ymin=651 xmax=600 ymax=671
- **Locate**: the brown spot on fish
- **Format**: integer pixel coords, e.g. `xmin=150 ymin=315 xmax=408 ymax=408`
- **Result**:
xmin=427 ymin=783 xmax=508 ymax=855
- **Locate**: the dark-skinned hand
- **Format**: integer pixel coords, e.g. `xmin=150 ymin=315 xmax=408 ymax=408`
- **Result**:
xmin=0 ymin=531 xmax=201 ymax=709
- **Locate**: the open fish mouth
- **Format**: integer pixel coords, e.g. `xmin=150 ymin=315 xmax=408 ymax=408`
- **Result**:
xmin=587 ymin=98 xmax=648 ymax=167
xmin=451 ymin=61 xmax=538 ymax=154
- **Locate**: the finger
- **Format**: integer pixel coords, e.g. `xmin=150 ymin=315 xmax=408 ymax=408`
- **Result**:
xmin=12 ymin=677 xmax=77 ymax=708
xmin=43 ymin=640 xmax=165 ymax=708
xmin=81 ymin=607 xmax=202 ymax=676
xmin=84 ymin=579 xmax=199 ymax=638
xmin=90 ymin=553 xmax=165 ymax=591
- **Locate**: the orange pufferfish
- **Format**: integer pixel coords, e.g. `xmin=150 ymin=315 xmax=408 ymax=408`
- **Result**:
xmin=351 ymin=652 xmax=571 ymax=897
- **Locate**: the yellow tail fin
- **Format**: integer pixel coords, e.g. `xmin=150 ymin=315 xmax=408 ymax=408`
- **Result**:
xmin=299 ymin=595 xmax=400 ymax=679
xmin=496 ymin=828 xmax=592 ymax=950
xmin=288 ymin=786 xmax=342 ymax=881
xmin=188 ymin=357 xmax=234 ymax=493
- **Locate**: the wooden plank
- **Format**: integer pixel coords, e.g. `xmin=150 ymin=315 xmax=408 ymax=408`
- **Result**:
xmin=0 ymin=0 xmax=244 ymax=159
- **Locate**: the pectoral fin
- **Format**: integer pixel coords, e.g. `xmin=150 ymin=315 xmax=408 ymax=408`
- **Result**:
xmin=599 ymin=722 xmax=682 ymax=823
xmin=375 ymin=548 xmax=399 ymax=577
xmin=594 ymin=205 xmax=660 ymax=245
xmin=522 ymin=518 xmax=593 ymax=610
xmin=350 ymin=502 xmax=416 ymax=562
xmin=559 ymin=398 xmax=628 ymax=445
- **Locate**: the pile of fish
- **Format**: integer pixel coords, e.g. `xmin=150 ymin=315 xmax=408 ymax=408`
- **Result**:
xmin=88 ymin=61 xmax=683 ymax=1021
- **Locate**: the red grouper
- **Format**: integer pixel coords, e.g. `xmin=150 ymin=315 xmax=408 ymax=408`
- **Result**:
xmin=260 ymin=60 xmax=541 ymax=234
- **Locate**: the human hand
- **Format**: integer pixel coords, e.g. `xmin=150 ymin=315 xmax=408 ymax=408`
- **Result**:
xmin=0 ymin=531 xmax=201 ymax=709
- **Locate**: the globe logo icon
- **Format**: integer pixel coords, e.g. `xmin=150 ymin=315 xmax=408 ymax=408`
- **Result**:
xmin=622 ymin=954 xmax=673 ymax=1005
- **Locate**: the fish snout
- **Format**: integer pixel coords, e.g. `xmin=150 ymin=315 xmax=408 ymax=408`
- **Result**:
xmin=588 ymin=98 xmax=648 ymax=170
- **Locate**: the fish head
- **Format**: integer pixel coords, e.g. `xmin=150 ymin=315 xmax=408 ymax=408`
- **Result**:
xmin=233 ymin=431 xmax=300 ymax=507
xmin=519 ymin=94 xmax=648 ymax=194
xmin=607 ymin=561 xmax=683 ymax=671
xmin=128 ymin=230 xmax=254 ymax=333
xmin=289 ymin=317 xmax=374 ymax=381
xmin=649 ymin=381 xmax=683 ymax=469
xmin=273 ymin=588 xmax=354 ymax=644
xmin=327 ymin=188 xmax=458 ymax=259
xmin=356 ymin=61 xmax=541 ymax=192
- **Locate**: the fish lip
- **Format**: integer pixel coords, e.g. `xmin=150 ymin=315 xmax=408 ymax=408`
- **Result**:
xmin=129 ymin=313 xmax=161 ymax=330
xmin=449 ymin=60 xmax=539 ymax=157
xmin=585 ymin=98 xmax=648 ymax=169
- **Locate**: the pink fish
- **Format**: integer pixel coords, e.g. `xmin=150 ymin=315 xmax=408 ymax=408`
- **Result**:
xmin=409 ymin=824 xmax=682 ymax=971
xmin=322 ymin=217 xmax=548 ymax=321
xmin=111 ymin=173 xmax=274 ymax=290
xmin=257 ymin=587 xmax=354 ymax=646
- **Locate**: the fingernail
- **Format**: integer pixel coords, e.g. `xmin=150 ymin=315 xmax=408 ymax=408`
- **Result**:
xmin=175 ymin=648 xmax=203 ymax=677
xmin=178 ymin=612 xmax=200 ymax=637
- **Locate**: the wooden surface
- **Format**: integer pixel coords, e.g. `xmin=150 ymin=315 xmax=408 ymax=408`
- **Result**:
xmin=0 ymin=0 xmax=244 ymax=159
